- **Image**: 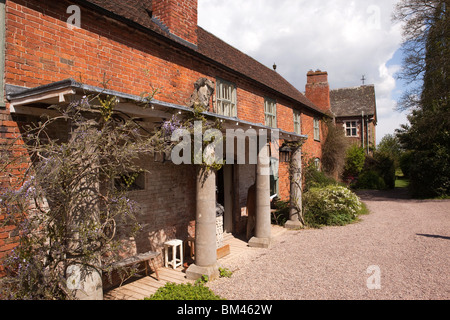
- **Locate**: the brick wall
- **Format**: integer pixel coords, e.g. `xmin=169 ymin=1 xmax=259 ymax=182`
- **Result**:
xmin=301 ymin=109 xmax=323 ymax=164
xmin=128 ymin=160 xmax=196 ymax=267
xmin=5 ymin=0 xmax=208 ymax=104
xmin=305 ymin=70 xmax=331 ymax=114
xmin=152 ymin=0 xmax=198 ymax=45
xmin=0 ymin=111 xmax=24 ymax=276
xmin=336 ymin=117 xmax=376 ymax=152
xmin=1 ymin=0 xmax=325 ymax=271
xmin=278 ymin=162 xmax=290 ymax=200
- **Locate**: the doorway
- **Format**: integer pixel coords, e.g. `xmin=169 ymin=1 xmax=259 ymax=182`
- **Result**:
xmin=216 ymin=165 xmax=233 ymax=233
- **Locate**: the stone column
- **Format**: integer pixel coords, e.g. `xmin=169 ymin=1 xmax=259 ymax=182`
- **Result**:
xmin=186 ymin=167 xmax=220 ymax=280
xmin=285 ymin=146 xmax=304 ymax=229
xmin=248 ymin=141 xmax=271 ymax=248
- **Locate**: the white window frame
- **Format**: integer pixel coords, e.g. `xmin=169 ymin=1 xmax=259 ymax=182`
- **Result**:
xmin=264 ymin=98 xmax=277 ymax=128
xmin=293 ymin=110 xmax=301 ymax=134
xmin=313 ymin=118 xmax=320 ymax=141
xmin=344 ymin=121 xmax=359 ymax=137
xmin=216 ymin=78 xmax=237 ymax=117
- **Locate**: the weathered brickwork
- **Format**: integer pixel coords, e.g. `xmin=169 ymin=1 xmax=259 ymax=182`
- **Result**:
xmin=0 ymin=0 xmax=325 ymax=273
xmin=301 ymin=109 xmax=324 ymax=164
xmin=305 ymin=70 xmax=331 ymax=114
xmin=335 ymin=118 xmax=376 ymax=151
xmin=128 ymin=160 xmax=197 ymax=268
xmin=153 ymin=0 xmax=198 ymax=46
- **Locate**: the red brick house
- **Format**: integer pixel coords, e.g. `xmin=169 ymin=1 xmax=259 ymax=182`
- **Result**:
xmin=330 ymin=85 xmax=377 ymax=154
xmin=303 ymin=69 xmax=378 ymax=159
xmin=0 ymin=0 xmax=330 ymax=291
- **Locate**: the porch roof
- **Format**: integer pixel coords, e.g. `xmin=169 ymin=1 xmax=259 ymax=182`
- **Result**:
xmin=6 ymin=78 xmax=307 ymax=141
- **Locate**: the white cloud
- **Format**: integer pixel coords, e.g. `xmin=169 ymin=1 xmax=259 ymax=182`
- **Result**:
xmin=198 ymin=0 xmax=407 ymax=144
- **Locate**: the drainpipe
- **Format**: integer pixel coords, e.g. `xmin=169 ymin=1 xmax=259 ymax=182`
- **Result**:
xmin=0 ymin=0 xmax=6 ymax=109
xmin=367 ymin=116 xmax=370 ymax=154
xmin=361 ymin=111 xmax=365 ymax=153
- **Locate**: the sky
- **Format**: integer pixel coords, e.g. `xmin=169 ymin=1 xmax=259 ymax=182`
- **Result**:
xmin=198 ymin=0 xmax=411 ymax=145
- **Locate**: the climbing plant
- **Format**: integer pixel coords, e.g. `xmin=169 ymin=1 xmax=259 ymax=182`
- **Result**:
xmin=0 ymin=80 xmax=222 ymax=299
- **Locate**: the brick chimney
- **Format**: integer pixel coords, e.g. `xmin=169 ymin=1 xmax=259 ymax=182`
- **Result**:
xmin=305 ymin=70 xmax=331 ymax=113
xmin=152 ymin=0 xmax=198 ymax=46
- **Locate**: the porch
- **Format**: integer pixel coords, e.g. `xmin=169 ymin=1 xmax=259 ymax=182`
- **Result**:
xmin=104 ymin=225 xmax=287 ymax=300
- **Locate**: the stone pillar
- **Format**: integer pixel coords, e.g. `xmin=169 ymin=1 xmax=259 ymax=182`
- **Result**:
xmin=285 ymin=146 xmax=304 ymax=229
xmin=248 ymin=141 xmax=271 ymax=248
xmin=186 ymin=167 xmax=220 ymax=280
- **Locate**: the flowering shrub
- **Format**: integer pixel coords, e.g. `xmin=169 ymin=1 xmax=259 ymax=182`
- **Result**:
xmin=144 ymin=282 xmax=224 ymax=300
xmin=0 ymin=95 xmax=151 ymax=299
xmin=0 ymin=85 xmax=224 ymax=299
xmin=303 ymin=185 xmax=365 ymax=228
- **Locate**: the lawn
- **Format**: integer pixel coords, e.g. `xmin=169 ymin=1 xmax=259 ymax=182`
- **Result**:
xmin=395 ymin=169 xmax=410 ymax=188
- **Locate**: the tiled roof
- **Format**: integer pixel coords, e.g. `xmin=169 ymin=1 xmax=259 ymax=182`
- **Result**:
xmin=197 ymin=27 xmax=320 ymax=113
xmin=84 ymin=0 xmax=154 ymax=29
xmin=75 ymin=0 xmax=323 ymax=115
xmin=330 ymin=85 xmax=377 ymax=119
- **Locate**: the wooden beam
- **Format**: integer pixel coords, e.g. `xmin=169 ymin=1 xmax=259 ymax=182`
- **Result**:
xmin=9 ymin=105 xmax=61 ymax=117
xmin=114 ymin=103 xmax=174 ymax=119
xmin=9 ymin=88 xmax=76 ymax=109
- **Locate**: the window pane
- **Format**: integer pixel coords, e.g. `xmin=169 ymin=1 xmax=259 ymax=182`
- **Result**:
xmin=264 ymin=98 xmax=276 ymax=127
xmin=314 ymin=118 xmax=320 ymax=140
xmin=352 ymin=128 xmax=357 ymax=136
xmin=216 ymin=79 xmax=237 ymax=117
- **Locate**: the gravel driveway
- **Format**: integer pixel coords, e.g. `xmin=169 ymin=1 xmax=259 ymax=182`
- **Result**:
xmin=208 ymin=189 xmax=450 ymax=300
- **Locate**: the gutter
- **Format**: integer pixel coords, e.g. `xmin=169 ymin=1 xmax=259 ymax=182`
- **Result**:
xmin=6 ymin=79 xmax=308 ymax=141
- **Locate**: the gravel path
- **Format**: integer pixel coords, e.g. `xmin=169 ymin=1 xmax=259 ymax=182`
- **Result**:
xmin=208 ymin=189 xmax=450 ymax=300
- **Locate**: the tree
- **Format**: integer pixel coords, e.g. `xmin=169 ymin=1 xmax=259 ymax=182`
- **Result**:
xmin=393 ymin=0 xmax=449 ymax=111
xmin=321 ymin=118 xmax=349 ymax=180
xmin=0 ymin=95 xmax=159 ymax=299
xmin=376 ymin=134 xmax=403 ymax=168
xmin=393 ymin=0 xmax=450 ymax=198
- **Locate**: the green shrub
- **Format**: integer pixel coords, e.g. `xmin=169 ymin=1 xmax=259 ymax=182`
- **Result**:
xmin=399 ymin=151 xmax=413 ymax=178
xmin=271 ymin=199 xmax=290 ymax=226
xmin=355 ymin=170 xmax=386 ymax=190
xmin=303 ymin=185 xmax=364 ymax=228
xmin=219 ymin=267 xmax=233 ymax=278
xmin=304 ymin=159 xmax=339 ymax=191
xmin=144 ymin=282 xmax=224 ymax=300
xmin=408 ymin=146 xmax=450 ymax=198
xmin=344 ymin=145 xmax=366 ymax=177
xmin=355 ymin=153 xmax=395 ymax=190
xmin=374 ymin=153 xmax=396 ymax=189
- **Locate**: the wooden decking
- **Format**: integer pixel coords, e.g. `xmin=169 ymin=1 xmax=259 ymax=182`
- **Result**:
xmin=103 ymin=267 xmax=193 ymax=300
xmin=104 ymin=225 xmax=287 ymax=300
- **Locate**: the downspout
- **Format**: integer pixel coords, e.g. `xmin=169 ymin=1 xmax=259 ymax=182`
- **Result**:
xmin=361 ymin=111 xmax=365 ymax=153
xmin=366 ymin=116 xmax=370 ymax=154
xmin=0 ymin=0 xmax=6 ymax=109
